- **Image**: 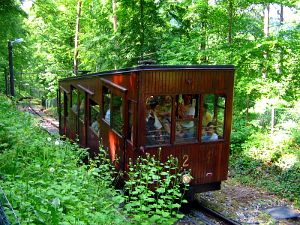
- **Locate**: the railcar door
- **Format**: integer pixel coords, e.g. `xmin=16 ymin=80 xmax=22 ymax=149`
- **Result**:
xmin=100 ymin=79 xmax=127 ymax=171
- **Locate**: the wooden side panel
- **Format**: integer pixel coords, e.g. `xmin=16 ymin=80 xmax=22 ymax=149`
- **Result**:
xmin=141 ymin=69 xmax=232 ymax=94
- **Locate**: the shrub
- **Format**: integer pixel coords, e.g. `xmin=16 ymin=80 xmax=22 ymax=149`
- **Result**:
xmin=124 ymin=150 xmax=188 ymax=224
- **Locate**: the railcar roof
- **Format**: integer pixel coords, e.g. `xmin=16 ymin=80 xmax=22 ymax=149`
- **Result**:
xmin=59 ymin=64 xmax=235 ymax=81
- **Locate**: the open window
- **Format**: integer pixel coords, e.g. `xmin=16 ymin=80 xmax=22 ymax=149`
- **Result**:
xmin=71 ymin=88 xmax=79 ymax=114
xmin=102 ymin=86 xmax=124 ymax=135
xmin=128 ymin=101 xmax=134 ymax=142
xmin=103 ymin=86 xmax=111 ymax=124
xmin=175 ymin=94 xmax=199 ymax=143
xmin=145 ymin=95 xmax=172 ymax=146
xmin=79 ymin=91 xmax=85 ymax=123
xmin=201 ymin=94 xmax=226 ymax=142
xmin=89 ymin=99 xmax=100 ymax=136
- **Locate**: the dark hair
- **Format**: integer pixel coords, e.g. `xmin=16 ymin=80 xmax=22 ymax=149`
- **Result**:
xmin=207 ymin=121 xmax=216 ymax=128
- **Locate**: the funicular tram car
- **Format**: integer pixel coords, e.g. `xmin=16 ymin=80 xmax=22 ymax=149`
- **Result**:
xmin=58 ymin=65 xmax=235 ymax=198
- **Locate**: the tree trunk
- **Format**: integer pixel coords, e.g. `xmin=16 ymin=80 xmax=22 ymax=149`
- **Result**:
xmin=140 ymin=0 xmax=145 ymax=61
xmin=228 ymin=0 xmax=233 ymax=44
xmin=200 ymin=0 xmax=208 ymax=63
xmin=74 ymin=0 xmax=82 ymax=76
xmin=262 ymin=4 xmax=269 ymax=79
xmin=279 ymin=4 xmax=284 ymax=74
xmin=112 ymin=0 xmax=117 ymax=32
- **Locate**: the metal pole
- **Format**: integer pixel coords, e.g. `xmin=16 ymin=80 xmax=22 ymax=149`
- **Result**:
xmin=8 ymin=41 xmax=15 ymax=97
xmin=4 ymin=67 xmax=8 ymax=95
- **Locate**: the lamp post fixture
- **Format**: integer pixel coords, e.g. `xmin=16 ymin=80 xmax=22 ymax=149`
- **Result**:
xmin=8 ymin=38 xmax=23 ymax=97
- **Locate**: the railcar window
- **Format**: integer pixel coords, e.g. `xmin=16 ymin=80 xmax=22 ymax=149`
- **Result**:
xmin=111 ymin=94 xmax=123 ymax=134
xmin=71 ymin=88 xmax=79 ymax=114
xmin=79 ymin=92 xmax=85 ymax=122
xmin=201 ymin=94 xmax=226 ymax=142
xmin=145 ymin=95 xmax=172 ymax=146
xmin=103 ymin=87 xmax=111 ymax=124
xmin=128 ymin=101 xmax=133 ymax=142
xmin=59 ymin=91 xmax=65 ymax=117
xmin=89 ymin=99 xmax=100 ymax=135
xmin=175 ymin=94 xmax=199 ymax=143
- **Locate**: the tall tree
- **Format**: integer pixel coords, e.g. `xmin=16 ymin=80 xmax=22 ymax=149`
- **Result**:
xmin=74 ymin=0 xmax=82 ymax=75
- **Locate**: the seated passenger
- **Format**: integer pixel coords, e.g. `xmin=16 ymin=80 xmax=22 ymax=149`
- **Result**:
xmin=91 ymin=114 xmax=100 ymax=133
xmin=145 ymin=98 xmax=163 ymax=145
xmin=157 ymin=96 xmax=172 ymax=140
xmin=178 ymin=95 xmax=196 ymax=139
xmin=72 ymin=104 xmax=77 ymax=112
xmin=202 ymin=122 xmax=218 ymax=142
xmin=105 ymin=108 xmax=110 ymax=124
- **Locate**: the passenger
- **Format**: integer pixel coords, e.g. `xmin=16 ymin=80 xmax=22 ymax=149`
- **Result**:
xmin=71 ymin=104 xmax=77 ymax=112
xmin=145 ymin=97 xmax=163 ymax=145
xmin=202 ymin=122 xmax=218 ymax=142
xmin=91 ymin=114 xmax=100 ymax=133
xmin=157 ymin=96 xmax=172 ymax=136
xmin=178 ymin=95 xmax=196 ymax=139
xmin=105 ymin=108 xmax=110 ymax=124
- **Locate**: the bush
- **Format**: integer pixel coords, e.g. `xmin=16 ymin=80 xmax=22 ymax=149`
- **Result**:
xmin=0 ymin=94 xmax=128 ymax=224
xmin=124 ymin=151 xmax=188 ymax=224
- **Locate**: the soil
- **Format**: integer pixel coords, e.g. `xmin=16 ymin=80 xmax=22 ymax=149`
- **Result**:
xmin=196 ymin=178 xmax=300 ymax=225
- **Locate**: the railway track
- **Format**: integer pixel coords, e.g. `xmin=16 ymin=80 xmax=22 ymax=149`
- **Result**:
xmin=178 ymin=201 xmax=241 ymax=225
xmin=17 ymin=101 xmax=59 ymax=135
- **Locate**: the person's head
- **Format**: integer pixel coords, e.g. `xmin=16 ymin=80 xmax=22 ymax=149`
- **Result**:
xmin=164 ymin=95 xmax=172 ymax=106
xmin=183 ymin=95 xmax=191 ymax=105
xmin=206 ymin=122 xmax=216 ymax=136
xmin=148 ymin=97 xmax=159 ymax=110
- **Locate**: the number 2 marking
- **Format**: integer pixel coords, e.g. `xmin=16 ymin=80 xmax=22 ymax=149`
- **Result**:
xmin=183 ymin=155 xmax=189 ymax=167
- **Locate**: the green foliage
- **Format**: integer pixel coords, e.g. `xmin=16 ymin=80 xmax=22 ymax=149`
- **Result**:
xmin=0 ymin=95 xmax=191 ymax=224
xmin=0 ymin=94 xmax=128 ymax=224
xmin=230 ymin=109 xmax=300 ymax=205
xmin=124 ymin=151 xmax=188 ymax=224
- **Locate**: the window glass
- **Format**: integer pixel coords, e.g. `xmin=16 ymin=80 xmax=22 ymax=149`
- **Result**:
xmin=60 ymin=91 xmax=64 ymax=116
xmin=67 ymin=93 xmax=70 ymax=116
xmin=89 ymin=99 xmax=100 ymax=135
xmin=79 ymin=92 xmax=85 ymax=122
xmin=175 ymin=94 xmax=199 ymax=143
xmin=111 ymin=94 xmax=123 ymax=134
xmin=145 ymin=95 xmax=172 ymax=146
xmin=71 ymin=88 xmax=78 ymax=113
xmin=103 ymin=86 xmax=111 ymax=124
xmin=128 ymin=101 xmax=133 ymax=141
xmin=201 ymin=94 xmax=226 ymax=142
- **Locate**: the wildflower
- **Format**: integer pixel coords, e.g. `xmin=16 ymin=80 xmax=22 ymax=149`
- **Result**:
xmin=55 ymin=140 xmax=60 ymax=146
xmin=49 ymin=167 xmax=55 ymax=173
xmin=52 ymin=197 xmax=60 ymax=207
xmin=47 ymin=137 xmax=52 ymax=142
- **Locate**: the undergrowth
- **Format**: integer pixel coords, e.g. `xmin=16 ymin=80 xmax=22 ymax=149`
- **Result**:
xmin=0 ymin=94 xmax=188 ymax=224
xmin=230 ymin=113 xmax=300 ymax=207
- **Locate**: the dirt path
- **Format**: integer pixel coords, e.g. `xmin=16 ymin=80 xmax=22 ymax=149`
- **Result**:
xmin=197 ymin=179 xmax=300 ymax=224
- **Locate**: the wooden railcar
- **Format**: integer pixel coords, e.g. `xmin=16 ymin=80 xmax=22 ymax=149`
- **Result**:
xmin=58 ymin=65 xmax=234 ymax=198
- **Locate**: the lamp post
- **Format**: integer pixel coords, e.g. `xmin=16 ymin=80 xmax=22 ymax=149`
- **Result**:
xmin=8 ymin=38 xmax=23 ymax=97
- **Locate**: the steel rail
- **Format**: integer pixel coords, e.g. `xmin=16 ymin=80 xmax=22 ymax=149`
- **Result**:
xmin=193 ymin=202 xmax=242 ymax=225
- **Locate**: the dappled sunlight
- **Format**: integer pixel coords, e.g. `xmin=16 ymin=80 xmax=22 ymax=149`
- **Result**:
xmin=108 ymin=132 xmax=116 ymax=161
xmin=270 ymin=132 xmax=290 ymax=146
xmin=275 ymin=154 xmax=298 ymax=170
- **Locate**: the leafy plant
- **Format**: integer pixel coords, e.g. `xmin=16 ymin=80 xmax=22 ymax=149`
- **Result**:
xmin=124 ymin=150 xmax=188 ymax=224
